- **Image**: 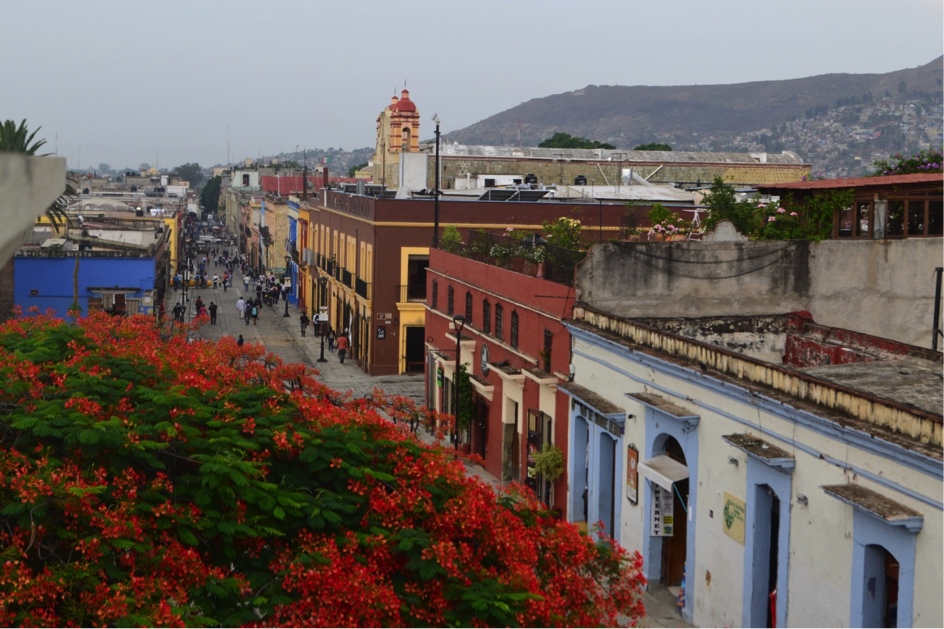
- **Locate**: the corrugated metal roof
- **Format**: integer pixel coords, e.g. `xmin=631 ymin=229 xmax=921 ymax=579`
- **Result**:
xmin=757 ymin=172 xmax=942 ymax=191
xmin=431 ymin=144 xmax=807 ymax=165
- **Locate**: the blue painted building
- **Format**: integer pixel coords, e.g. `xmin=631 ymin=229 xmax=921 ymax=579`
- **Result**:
xmin=563 ymin=309 xmax=942 ymax=628
xmin=15 ymin=248 xmax=163 ymax=318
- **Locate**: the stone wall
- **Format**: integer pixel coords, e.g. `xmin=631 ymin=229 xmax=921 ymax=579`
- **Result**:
xmin=575 ymin=238 xmax=944 ymax=349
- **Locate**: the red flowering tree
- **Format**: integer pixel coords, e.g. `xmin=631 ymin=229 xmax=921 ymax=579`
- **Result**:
xmin=0 ymin=310 xmax=645 ymax=627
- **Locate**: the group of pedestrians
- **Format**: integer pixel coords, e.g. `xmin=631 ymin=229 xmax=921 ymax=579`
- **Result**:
xmin=236 ymin=295 xmax=260 ymax=325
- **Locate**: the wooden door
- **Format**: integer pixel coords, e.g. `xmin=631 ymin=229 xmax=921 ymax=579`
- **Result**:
xmin=661 ymin=437 xmax=688 ymax=586
xmin=662 ymin=478 xmax=688 ymax=585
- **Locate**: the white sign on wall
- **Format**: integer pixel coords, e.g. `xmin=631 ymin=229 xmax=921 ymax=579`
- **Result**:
xmin=650 ymin=485 xmax=675 ymax=537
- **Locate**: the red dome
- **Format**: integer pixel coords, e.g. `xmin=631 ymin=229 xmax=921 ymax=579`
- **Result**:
xmin=391 ymin=89 xmax=416 ymax=112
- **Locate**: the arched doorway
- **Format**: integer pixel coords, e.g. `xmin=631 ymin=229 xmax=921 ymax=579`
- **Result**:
xmin=660 ymin=435 xmax=688 ymax=586
xmin=863 ymin=544 xmax=899 ymax=628
xmin=598 ymin=432 xmax=618 ymax=538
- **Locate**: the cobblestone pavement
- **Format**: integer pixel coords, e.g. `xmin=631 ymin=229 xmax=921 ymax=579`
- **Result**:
xmin=163 ymin=275 xmax=688 ymax=626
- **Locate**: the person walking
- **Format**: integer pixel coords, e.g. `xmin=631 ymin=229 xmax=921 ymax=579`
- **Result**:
xmin=208 ymin=302 xmax=218 ymax=325
xmin=250 ymin=303 xmax=259 ymax=325
xmin=299 ymin=312 xmax=309 ymax=337
xmin=328 ymin=328 xmax=336 ymax=352
xmin=194 ymin=296 xmax=204 ymax=314
xmin=237 ymin=334 xmax=244 ymax=347
xmin=243 ymin=275 xmax=250 ymax=291
xmin=236 ymin=297 xmax=246 ymax=321
xmin=336 ymin=332 xmax=349 ymax=363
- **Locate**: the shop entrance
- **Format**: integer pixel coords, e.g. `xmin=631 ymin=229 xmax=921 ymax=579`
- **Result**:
xmin=661 ymin=436 xmax=688 ymax=587
xmin=472 ymin=395 xmax=488 ymax=459
xmin=404 ymin=326 xmax=425 ymax=373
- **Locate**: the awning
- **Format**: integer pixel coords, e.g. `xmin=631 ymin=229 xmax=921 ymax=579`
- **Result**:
xmin=638 ymin=455 xmax=689 ymax=492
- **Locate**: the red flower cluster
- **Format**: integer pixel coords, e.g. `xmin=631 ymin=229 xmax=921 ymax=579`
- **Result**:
xmin=0 ymin=311 xmax=645 ymax=627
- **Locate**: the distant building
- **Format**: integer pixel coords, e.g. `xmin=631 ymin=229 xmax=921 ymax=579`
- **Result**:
xmin=428 ymin=144 xmax=812 ymax=190
xmin=14 ymin=212 xmax=173 ymax=318
xmin=371 ymin=89 xmax=422 ymax=188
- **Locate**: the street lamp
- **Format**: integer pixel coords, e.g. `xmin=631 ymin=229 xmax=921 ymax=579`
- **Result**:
xmin=317 ymin=276 xmax=329 ymax=363
xmin=432 ymin=113 xmax=441 ymax=249
xmin=283 ymin=256 xmax=291 ymax=317
xmin=452 ymin=313 xmax=466 ymax=452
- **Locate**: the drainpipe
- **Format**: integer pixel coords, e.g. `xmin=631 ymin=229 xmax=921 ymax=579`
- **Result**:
xmin=933 ymin=267 xmax=943 ymax=351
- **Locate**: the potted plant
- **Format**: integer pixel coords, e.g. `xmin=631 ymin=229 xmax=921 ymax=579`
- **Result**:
xmin=532 ymin=443 xmax=565 ymax=483
xmin=440 ymin=225 xmax=462 ymax=254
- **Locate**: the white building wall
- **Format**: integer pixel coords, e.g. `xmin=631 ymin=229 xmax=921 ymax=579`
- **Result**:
xmin=568 ymin=328 xmax=942 ymax=628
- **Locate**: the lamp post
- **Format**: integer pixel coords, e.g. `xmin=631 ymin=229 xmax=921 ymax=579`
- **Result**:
xmin=283 ymin=256 xmax=292 ymax=317
xmin=452 ymin=313 xmax=466 ymax=452
xmin=317 ymin=276 xmax=329 ymax=363
xmin=432 ymin=113 xmax=441 ymax=249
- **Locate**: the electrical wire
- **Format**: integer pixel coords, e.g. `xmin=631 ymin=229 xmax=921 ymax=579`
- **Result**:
xmin=622 ymin=242 xmax=803 ymax=280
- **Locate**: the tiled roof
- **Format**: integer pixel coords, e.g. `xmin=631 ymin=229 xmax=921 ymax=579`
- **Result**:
xmin=757 ymin=172 xmax=942 ymax=191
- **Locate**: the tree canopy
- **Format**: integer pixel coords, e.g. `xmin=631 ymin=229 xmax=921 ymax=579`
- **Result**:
xmin=347 ymin=162 xmax=368 ymax=178
xmin=201 ymin=175 xmax=222 ymax=216
xmin=632 ymin=143 xmax=672 ymax=151
xmin=538 ymin=132 xmax=615 ymax=150
xmin=173 ymin=163 xmax=204 ymax=188
xmin=0 ymin=310 xmax=645 ymax=627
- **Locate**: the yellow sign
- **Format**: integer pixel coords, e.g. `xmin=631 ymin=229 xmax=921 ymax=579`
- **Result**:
xmin=722 ymin=491 xmax=746 ymax=545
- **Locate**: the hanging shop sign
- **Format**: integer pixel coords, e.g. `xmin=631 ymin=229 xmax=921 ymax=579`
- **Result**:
xmin=626 ymin=444 xmax=639 ymax=506
xmin=650 ymin=485 xmax=674 ymax=537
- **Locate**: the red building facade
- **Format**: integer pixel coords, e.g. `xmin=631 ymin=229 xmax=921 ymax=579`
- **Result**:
xmin=425 ymin=248 xmax=578 ymax=516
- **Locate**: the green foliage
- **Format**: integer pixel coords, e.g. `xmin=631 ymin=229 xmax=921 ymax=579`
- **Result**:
xmin=702 ymin=177 xmax=764 ymax=236
xmin=455 ymin=363 xmax=475 ymax=433
xmin=173 ymin=162 xmax=204 ymax=188
xmin=347 ymin=162 xmax=368 ymax=177
xmin=440 ymin=225 xmax=462 ymax=253
xmin=532 ymin=443 xmax=565 ymax=482
xmin=0 ymin=119 xmax=47 ymax=154
xmin=871 ymin=147 xmax=943 ymax=176
xmin=542 ymin=215 xmax=583 ymax=250
xmin=538 ymin=132 xmax=615 ymax=150
xmin=633 ymin=142 xmax=672 ymax=151
xmin=201 ymin=175 xmax=222 ymax=215
xmin=647 ymin=202 xmax=673 ymax=226
xmin=759 ymin=189 xmax=855 ymax=242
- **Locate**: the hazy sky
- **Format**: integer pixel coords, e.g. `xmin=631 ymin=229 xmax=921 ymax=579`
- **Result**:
xmin=2 ymin=0 xmax=941 ymax=170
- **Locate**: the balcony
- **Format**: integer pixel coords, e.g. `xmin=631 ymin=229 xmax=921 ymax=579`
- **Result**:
xmin=396 ymin=284 xmax=427 ymax=303
xmin=342 ymin=268 xmax=353 ymax=288
xmin=355 ymin=278 xmax=371 ymax=299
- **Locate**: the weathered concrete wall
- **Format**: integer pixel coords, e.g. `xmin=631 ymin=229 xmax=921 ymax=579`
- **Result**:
xmin=576 ymin=238 xmax=944 ymax=349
